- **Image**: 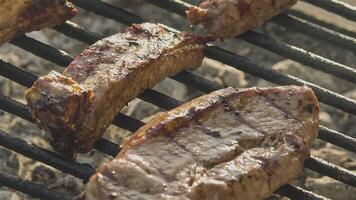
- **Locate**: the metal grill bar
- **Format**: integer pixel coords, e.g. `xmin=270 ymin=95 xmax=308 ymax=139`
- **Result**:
xmin=111 ymin=113 xmax=144 ymax=133
xmin=72 ymin=0 xmax=142 ymax=27
xmin=276 ymin=184 xmax=329 ymax=200
xmin=0 ymin=92 xmax=34 ymax=124
xmin=318 ymin=126 xmax=356 ymax=153
xmin=10 ymin=36 xmax=73 ymax=67
xmin=54 ymin=21 xmax=101 ymax=44
xmin=301 ymin=0 xmax=356 ymax=21
xmin=70 ymin=0 xmax=356 ymax=115
xmin=308 ymin=157 xmax=356 ymax=186
xmin=239 ymin=30 xmax=356 ymax=84
xmin=1 ymin=60 xmax=356 ymax=155
xmin=305 ymin=156 xmax=356 ymax=187
xmin=0 ymin=61 xmax=37 ymax=88
xmin=0 ymin=171 xmax=70 ymax=200
xmin=0 ymin=130 xmax=94 ymax=181
xmin=288 ymin=9 xmax=356 ymax=39
xmin=75 ymin=0 xmax=145 ymax=25
xmin=272 ymin=14 xmax=356 ymax=52
xmin=205 ymin=47 xmax=356 ymax=115
xmin=144 ymin=0 xmax=188 ymax=17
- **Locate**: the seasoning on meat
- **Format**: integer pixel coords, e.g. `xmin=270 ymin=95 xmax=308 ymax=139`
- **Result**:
xmin=25 ymin=23 xmax=209 ymax=158
xmin=0 ymin=0 xmax=77 ymax=44
xmin=86 ymin=85 xmax=319 ymax=200
xmin=187 ymin=0 xmax=298 ymax=39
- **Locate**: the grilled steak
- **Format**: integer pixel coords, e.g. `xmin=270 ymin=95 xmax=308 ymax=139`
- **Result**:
xmin=0 ymin=0 xmax=76 ymax=44
xmin=187 ymin=0 xmax=298 ymax=38
xmin=87 ymin=86 xmax=319 ymax=200
xmin=25 ymin=23 xmax=208 ymax=158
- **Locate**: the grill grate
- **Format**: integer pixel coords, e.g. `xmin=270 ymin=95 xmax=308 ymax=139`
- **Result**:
xmin=0 ymin=0 xmax=356 ymax=199
xmin=301 ymin=0 xmax=356 ymax=21
xmin=271 ymin=14 xmax=356 ymax=52
xmin=288 ymin=9 xmax=356 ymax=39
xmin=0 ymin=171 xmax=71 ymax=200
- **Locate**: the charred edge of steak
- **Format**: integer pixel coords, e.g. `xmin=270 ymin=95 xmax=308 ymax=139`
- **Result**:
xmin=25 ymin=71 xmax=93 ymax=159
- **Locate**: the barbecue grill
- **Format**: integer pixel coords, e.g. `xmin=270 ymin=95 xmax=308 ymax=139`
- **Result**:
xmin=0 ymin=0 xmax=355 ymax=199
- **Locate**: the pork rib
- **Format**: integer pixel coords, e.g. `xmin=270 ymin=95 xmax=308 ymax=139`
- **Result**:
xmin=0 ymin=0 xmax=77 ymax=44
xmin=25 ymin=23 xmax=208 ymax=158
xmin=187 ymin=0 xmax=298 ymax=39
xmin=87 ymin=85 xmax=319 ymax=200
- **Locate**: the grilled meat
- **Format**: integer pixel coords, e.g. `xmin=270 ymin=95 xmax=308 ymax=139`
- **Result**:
xmin=0 ymin=0 xmax=76 ymax=44
xmin=87 ymin=86 xmax=319 ymax=200
xmin=25 ymin=23 xmax=208 ymax=158
xmin=187 ymin=0 xmax=298 ymax=38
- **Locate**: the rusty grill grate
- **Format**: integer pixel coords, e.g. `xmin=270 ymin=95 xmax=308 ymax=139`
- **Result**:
xmin=0 ymin=0 xmax=356 ymax=199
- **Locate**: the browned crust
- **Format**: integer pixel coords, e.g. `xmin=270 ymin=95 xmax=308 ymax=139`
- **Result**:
xmin=0 ymin=0 xmax=77 ymax=44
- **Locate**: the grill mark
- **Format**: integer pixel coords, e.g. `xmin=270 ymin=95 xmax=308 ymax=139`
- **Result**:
xmin=169 ymin=131 xmax=200 ymax=159
xmin=220 ymin=97 xmax=267 ymax=136
xmin=256 ymin=93 xmax=312 ymax=149
xmin=258 ymin=94 xmax=298 ymax=121
xmin=197 ymin=125 xmax=222 ymax=138
xmin=218 ymin=94 xmax=306 ymax=153
xmin=171 ymin=140 xmax=191 ymax=154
